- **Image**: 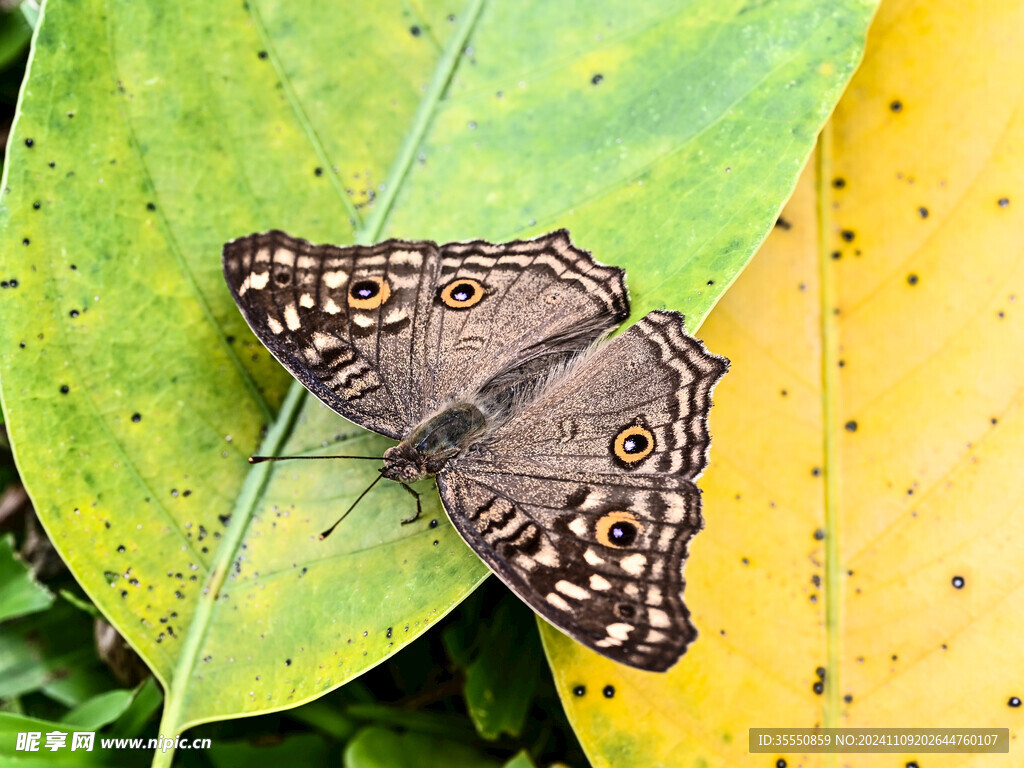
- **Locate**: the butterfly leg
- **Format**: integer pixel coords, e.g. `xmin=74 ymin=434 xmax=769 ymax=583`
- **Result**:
xmin=398 ymin=483 xmax=422 ymax=525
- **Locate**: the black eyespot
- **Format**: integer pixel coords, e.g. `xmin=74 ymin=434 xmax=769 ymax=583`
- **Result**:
xmin=596 ymin=511 xmax=642 ymax=548
xmin=602 ymin=685 xmax=615 ymax=698
xmin=347 ymin=276 xmax=390 ymax=309
xmin=452 ymin=283 xmax=474 ymax=302
xmin=439 ymin=278 xmax=486 ymax=309
xmin=615 ymin=603 xmax=636 ymax=619
xmin=351 ymin=280 xmax=379 ymax=300
xmin=609 ymin=521 xmax=637 ymax=547
xmin=621 ymin=434 xmax=649 ymax=454
xmin=274 ymin=271 xmax=290 ymax=285
xmin=612 ymin=423 xmax=655 ymax=466
xmin=572 ymin=685 xmax=586 ymax=696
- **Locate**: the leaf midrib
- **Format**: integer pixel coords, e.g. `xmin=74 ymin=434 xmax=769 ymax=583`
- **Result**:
xmin=816 ymin=130 xmax=841 ymax=746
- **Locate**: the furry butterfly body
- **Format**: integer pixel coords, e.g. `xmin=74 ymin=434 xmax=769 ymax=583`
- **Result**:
xmin=223 ymin=230 xmax=727 ymax=671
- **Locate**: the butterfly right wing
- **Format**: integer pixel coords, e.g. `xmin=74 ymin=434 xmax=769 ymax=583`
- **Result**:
xmin=437 ymin=311 xmax=728 ymax=671
xmin=438 ymin=465 xmax=702 ymax=671
xmin=223 ymin=230 xmax=440 ymax=439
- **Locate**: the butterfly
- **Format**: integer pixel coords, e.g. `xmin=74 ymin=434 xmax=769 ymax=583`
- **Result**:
xmin=222 ymin=230 xmax=727 ymax=672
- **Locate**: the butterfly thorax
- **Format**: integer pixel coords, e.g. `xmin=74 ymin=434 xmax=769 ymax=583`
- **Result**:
xmin=382 ymin=402 xmax=488 ymax=483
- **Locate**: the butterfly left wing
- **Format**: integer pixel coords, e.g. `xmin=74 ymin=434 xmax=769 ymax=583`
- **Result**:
xmin=437 ymin=311 xmax=728 ymax=671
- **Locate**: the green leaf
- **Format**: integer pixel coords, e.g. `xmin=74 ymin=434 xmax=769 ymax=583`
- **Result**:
xmin=344 ymin=726 xmax=504 ymax=768
xmin=57 ymin=590 xmax=100 ymax=618
xmin=59 ymin=689 xmax=135 ymax=731
xmin=0 ymin=713 xmax=137 ymax=767
xmin=0 ymin=533 xmax=53 ymax=622
xmin=343 ymin=703 xmax=478 ymax=742
xmin=109 ymin=678 xmax=162 ymax=739
xmin=206 ymin=733 xmax=330 ymax=768
xmin=444 ymin=591 xmax=543 ymax=740
xmin=0 ymin=0 xmax=874 ymax=749
xmin=501 ymin=752 xmax=536 ymax=768
xmin=0 ymin=7 xmax=32 ymax=73
xmin=285 ymin=697 xmax=358 ymax=741
xmin=0 ymin=603 xmax=101 ymax=701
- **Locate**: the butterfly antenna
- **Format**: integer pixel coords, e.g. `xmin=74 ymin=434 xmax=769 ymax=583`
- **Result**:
xmin=318 ymin=471 xmax=385 ymax=540
xmin=249 ymin=454 xmax=382 ymax=463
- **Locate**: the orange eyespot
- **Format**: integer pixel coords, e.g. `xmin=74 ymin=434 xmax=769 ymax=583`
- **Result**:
xmin=439 ymin=278 xmax=486 ymax=309
xmin=348 ymin=276 xmax=391 ymax=310
xmin=612 ymin=424 xmax=655 ymax=464
xmin=596 ymin=511 xmax=642 ymax=548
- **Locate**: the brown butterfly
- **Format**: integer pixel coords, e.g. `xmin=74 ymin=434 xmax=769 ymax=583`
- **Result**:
xmin=223 ymin=230 xmax=727 ymax=671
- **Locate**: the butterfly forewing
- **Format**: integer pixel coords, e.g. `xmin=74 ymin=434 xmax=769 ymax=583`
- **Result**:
xmin=223 ymin=230 xmax=440 ymax=438
xmin=223 ymin=230 xmax=629 ymax=434
xmin=421 ymin=231 xmax=628 ymax=413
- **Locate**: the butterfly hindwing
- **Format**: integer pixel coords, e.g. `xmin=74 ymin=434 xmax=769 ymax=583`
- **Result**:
xmin=439 ymin=311 xmax=728 ymax=670
xmin=483 ymin=311 xmax=729 ymax=480
xmin=438 ymin=465 xmax=701 ymax=671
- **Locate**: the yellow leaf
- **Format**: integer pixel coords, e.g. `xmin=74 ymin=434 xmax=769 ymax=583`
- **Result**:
xmin=542 ymin=0 xmax=1024 ymax=765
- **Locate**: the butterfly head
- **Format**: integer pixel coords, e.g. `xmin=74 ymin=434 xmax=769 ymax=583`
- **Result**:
xmin=380 ymin=443 xmax=427 ymax=484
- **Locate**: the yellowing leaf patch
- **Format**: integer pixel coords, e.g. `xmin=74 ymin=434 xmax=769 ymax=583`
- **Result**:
xmin=544 ymin=0 xmax=1024 ymax=765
